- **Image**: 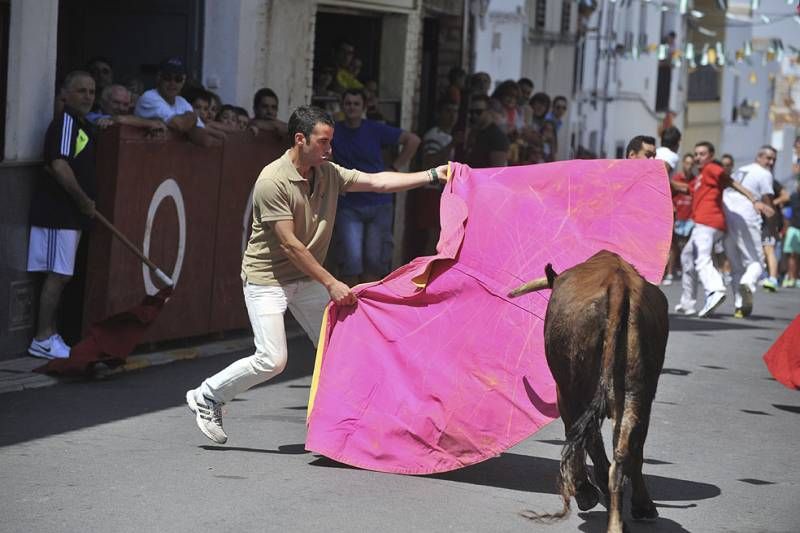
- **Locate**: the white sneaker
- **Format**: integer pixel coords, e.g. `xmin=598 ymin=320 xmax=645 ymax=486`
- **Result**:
xmin=186 ymin=389 xmax=228 ymax=444
xmin=661 ymin=274 xmax=673 ymax=286
xmin=698 ymin=291 xmax=726 ymax=318
xmin=28 ymin=334 xmax=70 ymax=359
xmin=674 ymin=304 xmax=696 ymax=316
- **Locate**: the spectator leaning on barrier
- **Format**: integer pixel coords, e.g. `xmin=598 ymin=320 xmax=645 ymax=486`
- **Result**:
xmin=134 ymin=57 xmax=210 ymax=145
xmin=544 ymin=95 xmax=567 ymax=132
xmin=332 ymin=88 xmax=421 ymax=286
xmin=27 ymin=71 xmax=98 ymax=360
xmin=517 ymin=77 xmax=535 ymax=127
xmin=529 ymin=92 xmax=550 ymax=132
xmin=470 ymin=72 xmax=492 ymax=97
xmin=187 ymin=90 xmax=212 ymax=123
xmin=86 ymin=84 xmax=167 ymax=135
xmin=251 ymin=87 xmax=288 ymax=137
xmin=184 ymin=105 xmax=448 ymax=444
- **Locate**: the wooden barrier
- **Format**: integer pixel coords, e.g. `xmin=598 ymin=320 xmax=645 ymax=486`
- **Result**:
xmin=209 ymin=129 xmax=287 ymax=332
xmin=83 ymin=125 xmax=287 ymax=342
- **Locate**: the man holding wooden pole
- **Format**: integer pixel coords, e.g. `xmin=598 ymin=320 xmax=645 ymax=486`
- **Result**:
xmin=27 ymin=71 xmax=98 ymax=360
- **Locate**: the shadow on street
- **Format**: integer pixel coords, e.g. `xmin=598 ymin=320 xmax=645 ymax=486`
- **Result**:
xmin=0 ymin=336 xmax=317 ymax=448
xmin=668 ymin=315 xmax=769 ymax=332
xmin=427 ymin=452 xmax=720 ymax=502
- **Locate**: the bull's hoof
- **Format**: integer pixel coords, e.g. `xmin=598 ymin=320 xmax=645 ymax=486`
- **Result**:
xmin=631 ymin=503 xmax=659 ymax=521
xmin=575 ymin=482 xmax=600 ymax=511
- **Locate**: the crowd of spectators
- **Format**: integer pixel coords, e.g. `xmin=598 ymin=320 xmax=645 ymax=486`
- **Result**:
xmin=415 ymin=69 xmax=571 ymax=170
xmin=61 ymin=56 xmax=289 ymax=148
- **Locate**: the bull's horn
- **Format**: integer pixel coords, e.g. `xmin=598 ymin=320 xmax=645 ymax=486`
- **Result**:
xmin=507 ymin=277 xmax=549 ymax=298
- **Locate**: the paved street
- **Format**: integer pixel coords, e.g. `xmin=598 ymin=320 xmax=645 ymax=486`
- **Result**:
xmin=1 ymin=283 xmax=798 ymax=533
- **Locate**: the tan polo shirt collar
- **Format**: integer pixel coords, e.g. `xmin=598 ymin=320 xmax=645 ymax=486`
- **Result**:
xmin=281 ymin=149 xmax=317 ymax=183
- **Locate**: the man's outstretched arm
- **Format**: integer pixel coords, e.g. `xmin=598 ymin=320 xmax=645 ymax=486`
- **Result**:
xmin=349 ymin=164 xmax=448 ymax=194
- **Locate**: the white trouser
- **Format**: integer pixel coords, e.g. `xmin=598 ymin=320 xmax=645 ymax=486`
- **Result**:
xmin=723 ymin=209 xmax=764 ymax=308
xmin=199 ymin=279 xmax=330 ymax=405
xmin=680 ymin=223 xmax=726 ymax=310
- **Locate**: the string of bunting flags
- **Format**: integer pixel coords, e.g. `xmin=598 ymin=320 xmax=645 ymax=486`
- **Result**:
xmin=594 ymin=0 xmax=800 ymax=70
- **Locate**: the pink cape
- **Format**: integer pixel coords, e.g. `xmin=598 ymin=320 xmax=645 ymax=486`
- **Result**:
xmin=306 ymin=160 xmax=672 ymax=474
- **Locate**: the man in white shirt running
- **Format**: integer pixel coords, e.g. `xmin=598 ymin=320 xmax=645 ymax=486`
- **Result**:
xmin=722 ymin=145 xmax=777 ymax=317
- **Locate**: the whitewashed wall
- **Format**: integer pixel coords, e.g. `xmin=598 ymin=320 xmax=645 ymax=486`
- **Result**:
xmin=203 ymin=0 xmax=272 ymax=115
xmin=575 ymin=0 xmax=687 ymax=158
xmin=474 ymin=0 xmax=526 ymax=89
xmin=4 ymin=0 xmax=59 ymax=161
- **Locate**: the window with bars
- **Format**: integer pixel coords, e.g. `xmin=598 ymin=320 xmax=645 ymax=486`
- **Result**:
xmin=561 ymin=0 xmax=572 ymax=35
xmin=638 ymin=2 xmax=648 ymax=52
xmin=535 ymin=0 xmax=546 ymax=30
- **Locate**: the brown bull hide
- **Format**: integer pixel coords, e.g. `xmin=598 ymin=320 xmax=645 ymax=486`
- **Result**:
xmin=514 ymin=250 xmax=669 ymax=533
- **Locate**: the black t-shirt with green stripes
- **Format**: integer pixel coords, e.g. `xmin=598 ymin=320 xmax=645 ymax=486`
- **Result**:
xmin=29 ymin=107 xmax=97 ymax=229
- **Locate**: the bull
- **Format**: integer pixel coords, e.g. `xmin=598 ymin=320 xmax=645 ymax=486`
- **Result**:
xmin=509 ymin=250 xmax=669 ymax=533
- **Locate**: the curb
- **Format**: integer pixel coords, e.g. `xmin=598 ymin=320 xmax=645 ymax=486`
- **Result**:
xmin=0 ymin=327 xmax=306 ymax=395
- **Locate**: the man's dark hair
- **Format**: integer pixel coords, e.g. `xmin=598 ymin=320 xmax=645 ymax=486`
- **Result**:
xmin=288 ymin=106 xmax=334 ymax=142
xmin=553 ymin=95 xmax=567 ymax=106
xmin=518 ymin=77 xmax=534 ymax=89
xmin=341 ymin=87 xmax=367 ymax=103
xmin=218 ymin=104 xmax=236 ymax=117
xmin=253 ymin=87 xmax=278 ymax=112
xmin=491 ymin=80 xmax=520 ymax=101
xmin=626 ymin=135 xmax=657 ymax=157
xmin=530 ymin=92 xmax=551 ymax=108
xmin=184 ymin=88 xmax=212 ymax=105
xmin=232 ymin=106 xmax=249 ymax=118
xmin=695 ymin=141 xmax=715 ymax=154
xmin=721 ymin=153 xmax=734 ymax=161
xmin=660 ymin=126 xmax=681 ymax=151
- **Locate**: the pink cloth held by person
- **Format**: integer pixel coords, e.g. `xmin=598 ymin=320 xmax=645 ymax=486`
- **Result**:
xmin=305 ymin=160 xmax=673 ymax=475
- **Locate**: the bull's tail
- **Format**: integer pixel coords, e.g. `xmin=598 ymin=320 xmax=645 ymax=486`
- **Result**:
xmin=567 ymin=274 xmax=627 ymax=448
xmin=508 ymin=263 xmax=559 ymax=298
xmin=523 ymin=275 xmax=628 ymax=524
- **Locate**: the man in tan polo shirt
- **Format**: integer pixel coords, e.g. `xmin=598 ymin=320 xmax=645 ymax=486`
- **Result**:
xmin=186 ymin=105 xmax=448 ymax=444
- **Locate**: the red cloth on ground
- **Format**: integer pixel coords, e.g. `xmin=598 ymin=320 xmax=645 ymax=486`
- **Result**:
xmin=763 ymin=314 xmax=800 ymax=390
xmin=35 ymin=287 xmax=172 ymax=376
